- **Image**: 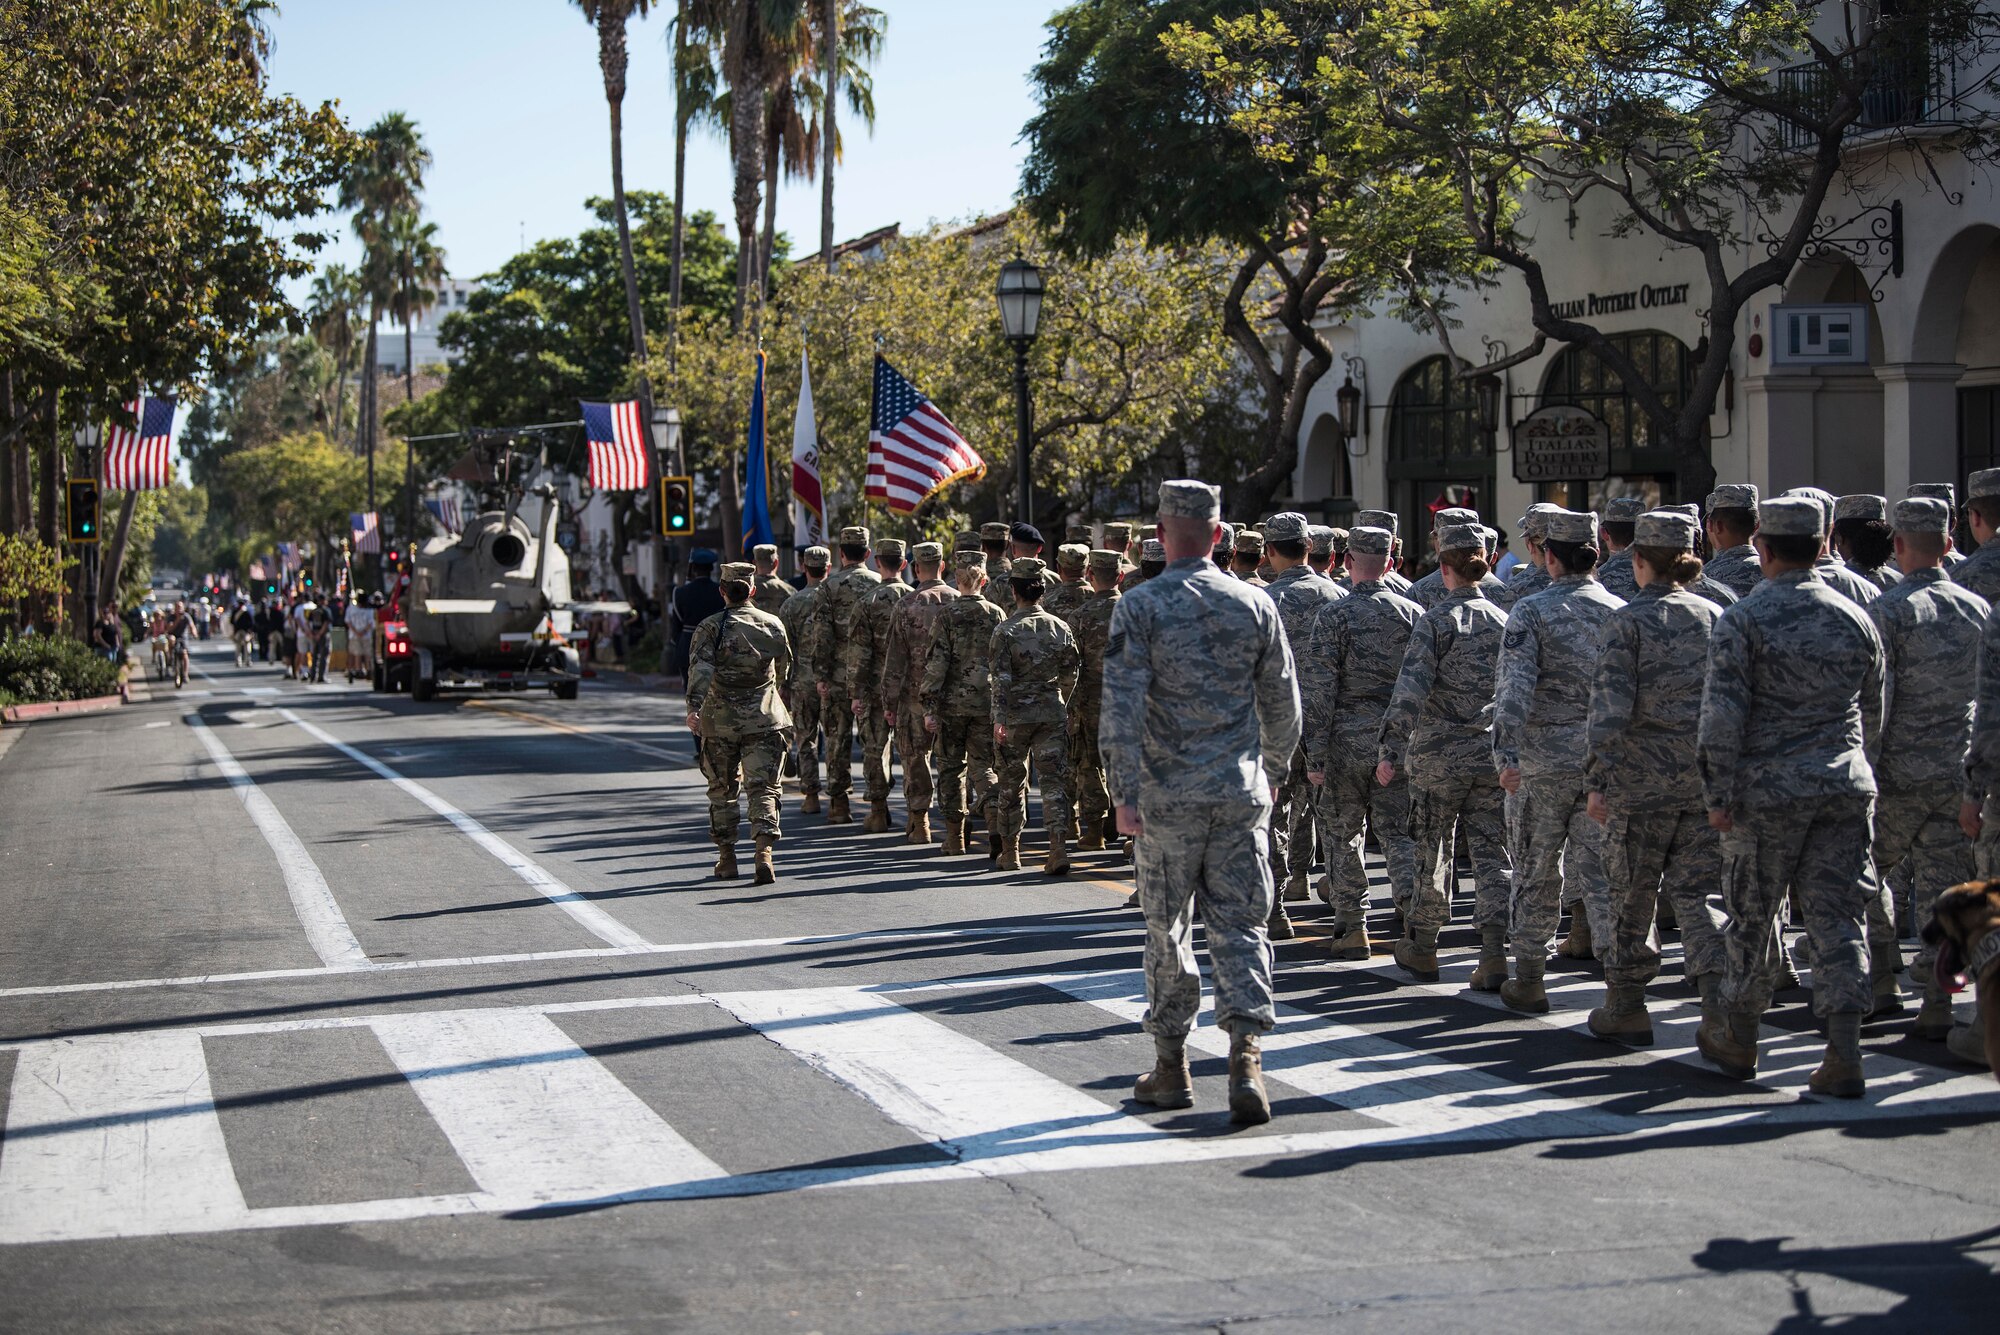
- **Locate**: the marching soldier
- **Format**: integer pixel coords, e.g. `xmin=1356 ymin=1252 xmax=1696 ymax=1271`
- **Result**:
xmin=1904 ymin=482 xmax=1966 ymax=570
xmin=1786 ymin=487 xmax=1883 ymax=606
xmin=1122 ymin=537 xmax=1166 ymax=590
xmin=1303 ymin=525 xmax=1423 ymax=962
xmin=1355 ymin=509 xmax=1414 ymax=594
xmin=880 ymin=541 xmax=955 ymax=844
xmin=1042 ymin=543 xmax=1091 ymax=620
xmin=749 ymin=543 xmax=793 ymax=614
xmin=778 ymin=546 xmax=830 ymax=814
xmin=1951 ymin=467 xmax=2000 ymax=603
xmin=990 ymin=557 xmax=1082 ymax=873
xmin=687 ymin=562 xmax=793 ymax=886
xmin=980 ymin=521 xmax=1015 ymax=615
xmin=811 ymin=526 xmax=883 ymax=823
xmin=851 ymin=538 xmax=913 ymax=833
xmin=1406 ymin=506 xmax=1480 ymax=609
xmin=1102 ymin=522 xmax=1135 ymax=573
xmin=924 ymin=551 xmax=1006 ymax=860
xmin=1703 ymin=483 xmax=1762 ymax=597
xmin=1834 ymin=495 xmax=1900 ymax=591
xmin=1230 ymin=528 xmax=1268 ymax=586
xmin=1497 ymin=503 xmax=1561 ymax=608
xmin=1261 ymin=512 xmax=1345 ymax=933
xmin=1306 ymin=525 xmax=1340 ymax=581
xmin=1594 ymin=497 xmax=1646 ymax=600
xmin=1064 ymin=549 xmax=1123 ymax=850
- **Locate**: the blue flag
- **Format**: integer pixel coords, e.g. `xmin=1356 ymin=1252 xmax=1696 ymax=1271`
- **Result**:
xmin=742 ymin=350 xmax=776 ymax=551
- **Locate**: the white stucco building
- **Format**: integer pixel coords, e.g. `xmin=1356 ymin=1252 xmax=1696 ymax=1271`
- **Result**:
xmin=376 ymin=275 xmax=481 ymax=376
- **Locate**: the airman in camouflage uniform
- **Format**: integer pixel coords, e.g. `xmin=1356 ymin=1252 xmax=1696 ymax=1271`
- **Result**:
xmin=1103 ymin=480 xmax=1301 ymax=1126
xmin=980 ymin=521 xmax=1015 ymax=616
xmin=1581 ymin=510 xmax=1728 ymax=1045
xmin=688 ymin=563 xmax=793 ymax=885
xmin=1496 ymin=503 xmax=1561 ymax=610
xmin=1378 ymin=524 xmax=1513 ymax=983
xmin=1042 ymin=543 xmax=1091 ymax=621
xmin=1226 ymin=528 xmax=1266 ymax=586
xmin=880 ymin=541 xmax=954 ymax=844
xmin=1904 ymin=482 xmax=1967 ymax=571
xmin=1261 ymin=512 xmax=1346 ymax=934
xmin=1785 ymin=487 xmax=1883 ymax=608
xmin=1406 ymin=507 xmax=1480 ymax=610
xmin=1868 ymin=499 xmax=1987 ymax=1040
xmin=1214 ymin=521 xmax=1236 ymax=570
xmin=1302 ymin=525 xmax=1423 ymax=961
xmin=923 ymin=552 xmax=1006 ymax=859
xmin=811 ymin=526 xmax=883 ymax=823
xmin=849 ymin=538 xmax=913 ymax=833
xmin=778 ymin=546 xmax=831 ymax=813
xmin=1122 ymin=537 xmax=1166 ymax=591
xmin=1951 ymin=467 xmax=2000 ymax=604
xmin=1493 ymin=508 xmax=1625 ymax=1009
xmin=749 ymin=543 xmax=793 ymax=615
xmin=989 ymin=557 xmax=1082 ymax=873
xmin=1101 ymin=521 xmax=1135 ymax=571
xmin=1306 ymin=525 xmax=1341 ymax=582
xmin=1356 ymin=510 xmax=1414 ymax=595
xmin=1833 ymin=494 xmax=1901 ymax=592
xmin=1703 ymin=483 xmax=1763 ymax=597
xmin=1696 ymin=496 xmax=1883 ymax=1098
xmin=1064 ymin=549 xmax=1123 ymax=850
xmin=1594 ymin=497 xmax=1646 ymax=600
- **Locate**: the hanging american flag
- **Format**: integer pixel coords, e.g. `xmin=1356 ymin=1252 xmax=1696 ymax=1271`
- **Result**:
xmin=424 ymin=495 xmax=463 ymax=534
xmin=350 ymin=511 xmax=381 ymax=554
xmin=866 ymin=356 xmax=983 ymax=515
xmin=579 ymin=399 xmax=650 ymax=490
xmin=103 ymin=396 xmax=176 ymax=490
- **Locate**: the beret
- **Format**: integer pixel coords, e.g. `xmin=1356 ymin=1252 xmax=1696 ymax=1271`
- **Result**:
xmin=1158 ymin=479 xmax=1221 ymax=520
xmin=1907 ymin=482 xmax=1957 ymax=506
xmin=1604 ymin=497 xmax=1647 ymax=522
xmin=801 ymin=545 xmax=830 ymax=569
xmin=1634 ymin=509 xmax=1698 ymax=549
xmin=1892 ymin=497 xmax=1951 ymax=534
xmin=1087 ymin=549 xmax=1123 ymax=577
xmin=839 ymin=526 xmax=870 ymax=546
xmin=1056 ymin=543 xmax=1088 ymax=570
xmin=1546 ymin=510 xmax=1599 ymax=544
xmin=1833 ymin=494 xmax=1887 ymax=523
xmin=1307 ymin=525 xmax=1336 ymax=556
xmin=1970 ymin=467 xmax=2000 ymax=500
xmin=1356 ymin=509 xmax=1399 ymax=535
xmin=691 ymin=548 xmax=718 ymax=564
xmin=1101 ymin=522 xmax=1134 ymax=547
xmin=1264 ymin=511 xmax=1309 ymax=543
xmin=979 ymin=521 xmax=1010 ymax=542
xmin=1009 ymin=556 xmax=1047 ymax=580
xmin=750 ymin=544 xmax=777 ymax=561
xmin=1235 ymin=530 xmax=1266 ymax=557
xmin=1065 ymin=525 xmax=1091 ymax=545
xmin=1434 ymin=506 xmax=1478 ymax=529
xmin=1707 ymin=483 xmax=1759 ymax=509
xmin=872 ymin=538 xmax=907 ymax=559
xmin=953 ymin=550 xmax=987 ymax=572
xmin=1141 ymin=538 xmax=1166 ymax=562
xmin=1760 ymin=496 xmax=1825 ymax=537
xmin=911 ymin=541 xmax=943 ymax=562
xmin=1010 ymin=521 xmax=1043 ymax=546
xmin=1348 ymin=525 xmax=1393 ymax=556
xmin=1436 ymin=523 xmax=1484 ymax=554
xmin=718 ymin=562 xmax=755 ymax=582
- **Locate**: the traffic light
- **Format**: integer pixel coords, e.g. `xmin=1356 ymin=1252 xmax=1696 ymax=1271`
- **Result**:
xmin=659 ymin=475 xmax=693 ymax=537
xmin=65 ymin=478 xmax=100 ymax=544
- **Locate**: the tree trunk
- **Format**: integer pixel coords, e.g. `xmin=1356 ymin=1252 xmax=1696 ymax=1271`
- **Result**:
xmin=403 ymin=277 xmax=417 ymax=405
xmin=668 ymin=0 xmax=689 ymax=373
xmin=98 ymin=490 xmax=139 ymax=613
xmin=730 ymin=49 xmax=769 ymax=334
xmin=720 ymin=452 xmax=744 ymax=561
xmin=333 ymin=346 xmax=350 ymax=448
xmin=820 ymin=0 xmax=837 ymax=273
xmin=601 ymin=13 xmax=649 ymax=368
xmin=760 ymin=140 xmax=779 ymax=298
xmin=37 ymin=395 xmax=60 ymax=629
xmin=0 ymin=370 xmax=14 ymax=535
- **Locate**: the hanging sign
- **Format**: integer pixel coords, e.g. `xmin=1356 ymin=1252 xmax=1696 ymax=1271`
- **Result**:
xmin=1512 ymin=405 xmax=1611 ymax=483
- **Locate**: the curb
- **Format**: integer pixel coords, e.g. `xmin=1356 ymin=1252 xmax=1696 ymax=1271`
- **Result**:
xmin=1 ymin=693 xmax=127 ymax=725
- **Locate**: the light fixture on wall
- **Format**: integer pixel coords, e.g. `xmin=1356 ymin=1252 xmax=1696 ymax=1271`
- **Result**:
xmin=1336 ymin=354 xmax=1367 ymax=450
xmin=1477 ymin=336 xmax=1512 ymax=448
xmin=1474 ymin=373 xmax=1503 ymax=437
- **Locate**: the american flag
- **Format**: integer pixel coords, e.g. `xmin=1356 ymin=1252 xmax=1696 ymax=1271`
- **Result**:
xmin=350 ymin=511 xmax=381 ymax=554
xmin=424 ymin=495 xmax=463 ymax=534
xmin=866 ymin=357 xmax=983 ymax=515
xmin=103 ymin=396 xmax=176 ymax=490
xmin=579 ymin=399 xmax=649 ymax=490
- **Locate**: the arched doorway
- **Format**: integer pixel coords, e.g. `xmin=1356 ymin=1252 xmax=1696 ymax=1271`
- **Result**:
xmin=1300 ymin=412 xmax=1356 ymax=525
xmin=1950 ymin=233 xmax=2000 ymax=483
xmin=1534 ymin=330 xmax=1695 ymax=511
xmin=1386 ymin=356 xmax=1492 ymax=545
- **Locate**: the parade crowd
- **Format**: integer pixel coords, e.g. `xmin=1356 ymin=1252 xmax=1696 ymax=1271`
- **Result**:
xmin=682 ymin=472 xmax=2000 ymax=1124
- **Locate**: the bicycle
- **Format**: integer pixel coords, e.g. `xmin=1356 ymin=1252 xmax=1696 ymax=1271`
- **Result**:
xmin=170 ymin=633 xmax=190 ymax=688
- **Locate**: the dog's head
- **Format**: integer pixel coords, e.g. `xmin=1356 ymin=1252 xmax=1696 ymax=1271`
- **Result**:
xmin=1922 ymin=879 xmax=2000 ymax=994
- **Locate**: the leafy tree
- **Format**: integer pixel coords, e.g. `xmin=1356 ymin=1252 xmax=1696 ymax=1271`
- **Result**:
xmin=215 ymin=430 xmax=373 ymax=575
xmin=307 ymin=264 xmax=366 ymax=447
xmin=0 ymin=533 xmax=71 ymax=629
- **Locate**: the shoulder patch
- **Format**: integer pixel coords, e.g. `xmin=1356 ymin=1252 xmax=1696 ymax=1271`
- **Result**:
xmin=1503 ymin=624 xmax=1528 ymax=650
xmin=1106 ymin=630 xmax=1125 ymax=659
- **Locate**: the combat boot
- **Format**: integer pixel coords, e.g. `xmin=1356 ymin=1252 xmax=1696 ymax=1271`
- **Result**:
xmin=988 ymin=828 xmax=1004 ymax=866
xmin=1077 ymin=825 xmax=1105 ymax=852
xmin=939 ymin=818 xmax=966 ymax=856
xmin=1808 ymin=1010 xmax=1866 ymax=1098
xmin=1587 ymin=979 xmax=1654 ymax=1047
xmin=751 ymin=837 xmax=776 ymax=886
xmin=1267 ymin=904 xmax=1296 ymax=941
xmin=1227 ymin=1028 xmax=1271 ymax=1125
xmin=1556 ymin=910 xmax=1594 ymax=959
xmin=827 ymin=793 xmax=853 ymax=824
xmin=1500 ymin=956 xmax=1550 ymax=1014
xmin=1946 ymin=1022 xmax=1992 ymax=1069
xmin=906 ymin=811 xmax=931 ymax=845
xmin=997 ymin=834 xmax=1022 ymax=871
xmin=862 ymin=799 xmax=891 ymax=833
xmin=712 ymin=841 xmax=738 ymax=879
xmin=1867 ymin=944 xmax=1904 ymax=1017
xmin=1393 ymin=927 xmax=1439 ymax=982
xmin=1133 ymin=1038 xmax=1194 ymax=1109
xmin=800 ymin=789 xmax=821 ymax=816
xmin=1327 ymin=918 xmax=1371 ymax=962
xmin=1282 ymin=871 xmax=1308 ymax=903
xmin=1912 ymin=991 xmax=1955 ymax=1041
xmin=1043 ymin=831 xmax=1070 ymax=876
xmin=1697 ymin=1005 xmax=1760 ymax=1081
xmin=1468 ymin=926 xmax=1508 ymax=992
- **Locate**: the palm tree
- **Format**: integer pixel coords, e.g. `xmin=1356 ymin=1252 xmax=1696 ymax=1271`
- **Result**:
xmin=817 ymin=1 xmax=883 ymax=274
xmin=574 ymin=1 xmax=652 ymax=379
xmin=716 ymin=0 xmax=806 ymax=333
xmin=383 ymin=212 xmax=447 ymax=405
xmin=307 ymin=264 xmax=364 ymax=445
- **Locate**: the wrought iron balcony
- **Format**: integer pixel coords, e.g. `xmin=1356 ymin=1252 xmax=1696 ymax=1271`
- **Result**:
xmin=1774 ymin=41 xmax=1961 ymax=149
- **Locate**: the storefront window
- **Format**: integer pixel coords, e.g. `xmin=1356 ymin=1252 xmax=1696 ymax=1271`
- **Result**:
xmin=1536 ymin=331 xmax=1693 ymax=502
xmin=1387 ymin=356 xmax=1492 ymax=545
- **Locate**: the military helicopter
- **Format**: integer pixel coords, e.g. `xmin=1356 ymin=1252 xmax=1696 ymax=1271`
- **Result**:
xmin=374 ymin=430 xmax=631 ymax=702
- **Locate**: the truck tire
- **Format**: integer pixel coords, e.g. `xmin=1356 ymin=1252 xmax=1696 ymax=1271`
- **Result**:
xmin=552 ymin=681 xmax=579 ymax=700
xmin=412 ymin=673 xmax=437 ymax=702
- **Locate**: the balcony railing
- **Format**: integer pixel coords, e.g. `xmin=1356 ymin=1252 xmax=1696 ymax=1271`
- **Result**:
xmin=1774 ymin=41 xmax=1960 ymax=149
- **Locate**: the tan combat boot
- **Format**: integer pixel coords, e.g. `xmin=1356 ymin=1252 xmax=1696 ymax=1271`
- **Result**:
xmin=1267 ymin=903 xmax=1296 ymax=941
xmin=751 ymin=837 xmax=776 ymax=886
xmin=989 ymin=827 xmax=1004 ymax=866
xmin=827 ymin=793 xmax=853 ymax=824
xmin=996 ymin=834 xmax=1022 ymax=871
xmin=1587 ymin=979 xmax=1654 ymax=1047
xmin=1912 ymin=983 xmax=1955 ymax=1041
xmin=1077 ymin=823 xmax=1105 ymax=852
xmin=939 ymin=817 xmax=965 ymax=856
xmin=1043 ymin=830 xmax=1070 ymax=876
xmin=1556 ymin=910 xmax=1594 ymax=959
xmin=1393 ymin=927 xmax=1439 ymax=982
xmin=1500 ymin=955 xmax=1550 ymax=1014
xmin=1867 ymin=942 xmax=1904 ymax=1016
xmin=1133 ymin=1038 xmax=1194 ymax=1109
xmin=1282 ymin=871 xmax=1309 ymax=903
xmin=906 ymin=811 xmax=931 ymax=845
xmin=1468 ymin=926 xmax=1509 ymax=991
xmin=862 ymin=799 xmax=891 ymax=834
xmin=1697 ymin=1003 xmax=1760 ymax=1081
xmin=1946 ymin=1021 xmax=1992 ymax=1069
xmin=1808 ymin=1010 xmax=1866 ymax=1098
xmin=712 ymin=841 xmax=738 ymax=879
xmin=799 ymin=788 xmax=821 ymax=816
xmin=1227 ymin=1029 xmax=1271 ymax=1125
xmin=1327 ymin=918 xmax=1371 ymax=962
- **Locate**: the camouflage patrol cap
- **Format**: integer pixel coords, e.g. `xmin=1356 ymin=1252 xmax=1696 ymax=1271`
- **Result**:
xmin=1546 ymin=509 xmax=1599 ymax=544
xmin=1101 ymin=522 xmax=1134 ymax=549
xmin=1235 ymin=529 xmax=1266 ymax=558
xmin=1010 ymin=556 xmax=1048 ymax=581
xmin=1908 ymin=482 xmax=1957 ymax=506
xmin=1665 ymin=502 xmax=1701 ymax=518
xmin=1760 ymin=495 xmax=1825 ymax=537
xmin=1065 ymin=524 xmax=1092 ymax=545
xmin=1604 ymin=496 xmax=1647 ymax=522
xmin=1834 ymin=493 xmax=1888 ymax=523
xmin=911 ymin=541 xmax=944 ymax=563
xmin=1784 ymin=486 xmax=1837 ymax=529
xmin=1307 ymin=524 xmax=1337 ymax=556
xmin=1158 ymin=479 xmax=1222 ymax=520
xmin=1477 ymin=525 xmax=1498 ymax=549
xmin=1707 ymin=483 xmax=1759 ymax=510
xmin=953 ymin=550 xmax=987 ymax=573
xmin=1056 ymin=543 xmax=1088 ymax=572
xmin=1215 ymin=521 xmax=1236 ymax=555
xmin=1140 ymin=538 xmax=1166 ymax=562
xmin=1893 ymin=497 xmax=1952 ymax=534
xmin=952 ymin=530 xmax=981 ymax=553
xmin=1264 ymin=511 xmax=1310 ymax=544
xmin=979 ymin=521 xmax=1010 ymax=543
xmin=1356 ymin=508 xmax=1398 ymax=535
xmin=1434 ymin=506 xmax=1478 ymax=530
xmin=719 ymin=562 xmax=755 ymax=583
xmin=802 ymin=545 xmax=831 ymax=570
xmin=1518 ymin=502 xmax=1563 ymax=540
xmin=1087 ymin=548 xmax=1123 ymax=578
xmin=1634 ymin=509 xmax=1698 ymax=550
xmin=1969 ymin=467 xmax=2000 ymax=500
xmin=1436 ymin=523 xmax=1484 ymax=554
xmin=872 ymin=537 xmax=907 ymax=560
xmin=751 ymin=543 xmax=777 ymax=562
xmin=1348 ymin=525 xmax=1393 ymax=557
xmin=839 ymin=525 xmax=870 ymax=547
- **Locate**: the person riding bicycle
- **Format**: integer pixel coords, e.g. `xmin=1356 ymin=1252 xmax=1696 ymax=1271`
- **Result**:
xmin=304 ymin=600 xmax=332 ymax=683
xmin=165 ymin=601 xmax=196 ymax=687
xmin=230 ymin=601 xmax=255 ymax=668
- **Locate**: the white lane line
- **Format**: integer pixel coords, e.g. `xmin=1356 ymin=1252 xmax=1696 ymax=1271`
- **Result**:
xmin=276 ymin=708 xmax=650 ymax=951
xmin=0 ymin=1031 xmax=251 ymax=1245
xmin=368 ymin=1009 xmax=724 ymax=1202
xmin=184 ymin=715 xmax=369 ymax=969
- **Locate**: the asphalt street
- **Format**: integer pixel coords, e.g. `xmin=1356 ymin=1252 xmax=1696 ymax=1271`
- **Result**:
xmin=0 ymin=636 xmax=1994 ymax=1334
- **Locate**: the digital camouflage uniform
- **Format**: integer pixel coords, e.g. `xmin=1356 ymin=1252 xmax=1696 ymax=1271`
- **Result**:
xmin=1404 ymin=507 xmax=1480 ymax=610
xmin=1063 ymin=554 xmax=1122 ymax=842
xmin=1595 ymin=550 xmax=1639 ymax=601
xmin=1041 ymin=545 xmax=1091 ymax=622
xmin=810 ymin=536 xmax=883 ymax=805
xmin=1966 ymin=607 xmax=2000 ymax=876
xmin=1815 ymin=552 xmax=1883 ymax=608
xmin=851 ymin=543 xmax=913 ymax=813
xmin=989 ymin=563 xmax=1082 ymax=847
xmin=1301 ymin=545 xmax=1423 ymax=925
xmin=1101 ymin=526 xmax=1301 ymax=1040
xmin=1378 ymin=575 xmax=1513 ymax=935
xmin=1493 ymin=563 xmax=1625 ymax=962
xmin=880 ymin=552 xmax=954 ymax=824
xmin=777 ymin=566 xmax=827 ymax=796
xmin=687 ymin=597 xmax=793 ymax=846
xmin=982 ymin=522 xmax=1016 ymax=617
xmin=1262 ymin=522 xmax=1347 ymax=897
xmin=1948 ymin=468 xmax=2000 ymax=606
xmin=1698 ymin=543 xmax=1884 ymax=1023
xmin=922 ymin=566 xmax=1004 ymax=831
xmin=1704 ymin=544 xmax=1762 ymax=598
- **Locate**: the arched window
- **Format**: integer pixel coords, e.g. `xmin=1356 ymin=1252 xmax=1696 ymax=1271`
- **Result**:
xmin=1387 ymin=356 xmax=1483 ymax=470
xmin=1539 ymin=331 xmax=1692 ymax=454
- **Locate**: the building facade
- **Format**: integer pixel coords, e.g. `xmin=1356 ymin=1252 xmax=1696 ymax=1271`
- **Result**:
xmin=376 ymin=275 xmax=482 ymax=376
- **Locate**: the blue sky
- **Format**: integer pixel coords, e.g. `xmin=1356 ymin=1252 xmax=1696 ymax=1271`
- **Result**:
xmin=266 ymin=1 xmax=1054 ymax=283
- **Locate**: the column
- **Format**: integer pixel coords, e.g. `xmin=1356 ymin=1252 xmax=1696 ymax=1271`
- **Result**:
xmin=1745 ymin=369 xmax=1820 ymax=493
xmin=1877 ymin=362 xmax=1965 ymax=496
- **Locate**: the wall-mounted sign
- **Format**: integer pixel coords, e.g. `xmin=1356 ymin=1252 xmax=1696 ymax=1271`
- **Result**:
xmin=1548 ymin=282 xmax=1692 ymax=321
xmin=1513 ymin=405 xmax=1611 ymax=483
xmin=1769 ymin=303 xmax=1869 ymax=365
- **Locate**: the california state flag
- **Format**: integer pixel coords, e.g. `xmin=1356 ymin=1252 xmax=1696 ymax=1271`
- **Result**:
xmin=791 ymin=350 xmax=827 ymax=549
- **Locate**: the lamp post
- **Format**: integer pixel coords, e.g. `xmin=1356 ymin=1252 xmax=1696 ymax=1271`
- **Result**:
xmin=995 ymin=255 xmax=1044 ymax=521
xmin=73 ymin=420 xmax=101 ymax=633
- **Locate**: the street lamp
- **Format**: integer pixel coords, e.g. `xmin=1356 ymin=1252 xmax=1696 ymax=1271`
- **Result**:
xmin=651 ymin=402 xmax=685 ymax=592
xmin=1336 ymin=372 xmax=1363 ymax=441
xmin=996 ymin=255 xmax=1044 ymax=520
xmin=73 ymin=420 xmax=102 ymax=631
xmin=1474 ymin=373 xmax=1504 ymax=438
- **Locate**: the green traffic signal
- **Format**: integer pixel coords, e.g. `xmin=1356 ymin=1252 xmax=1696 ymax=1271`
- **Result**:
xmin=65 ymin=478 xmax=100 ymax=544
xmin=659 ymin=475 xmax=694 ymax=537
